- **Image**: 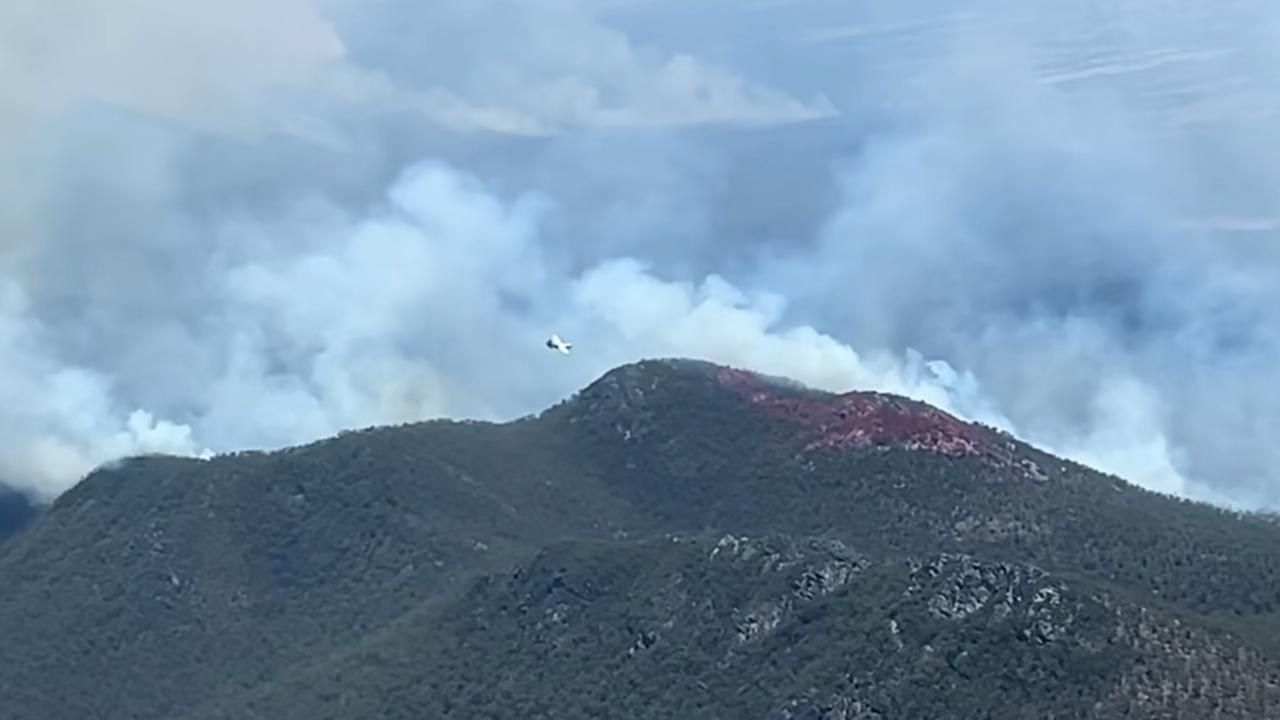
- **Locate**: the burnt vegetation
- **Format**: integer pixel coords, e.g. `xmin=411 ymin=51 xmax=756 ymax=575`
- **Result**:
xmin=3 ymin=358 xmax=1280 ymax=719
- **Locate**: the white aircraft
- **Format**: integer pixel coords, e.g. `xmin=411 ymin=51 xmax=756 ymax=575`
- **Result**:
xmin=545 ymin=333 xmax=572 ymax=355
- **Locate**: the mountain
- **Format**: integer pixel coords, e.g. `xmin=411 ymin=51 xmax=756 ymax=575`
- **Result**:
xmin=3 ymin=358 xmax=1280 ymax=719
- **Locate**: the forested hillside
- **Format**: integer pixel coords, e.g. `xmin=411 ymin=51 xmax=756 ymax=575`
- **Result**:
xmin=3 ymin=359 xmax=1279 ymax=719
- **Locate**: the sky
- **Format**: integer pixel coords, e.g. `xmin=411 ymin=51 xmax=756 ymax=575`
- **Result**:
xmin=1 ymin=0 xmax=1279 ymax=510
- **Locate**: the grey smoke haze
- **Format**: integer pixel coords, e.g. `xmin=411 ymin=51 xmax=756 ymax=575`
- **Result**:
xmin=2 ymin=0 xmax=1278 ymax=509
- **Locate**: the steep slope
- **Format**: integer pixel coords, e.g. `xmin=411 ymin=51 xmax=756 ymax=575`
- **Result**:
xmin=3 ymin=358 xmax=1280 ymax=719
xmin=552 ymin=360 xmax=1280 ymax=621
xmin=185 ymin=533 xmax=1280 ymax=720
xmin=0 ymin=419 xmax=642 ymax=720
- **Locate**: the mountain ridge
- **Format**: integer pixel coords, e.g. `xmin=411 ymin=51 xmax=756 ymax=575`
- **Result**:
xmin=4 ymin=357 xmax=1280 ymax=719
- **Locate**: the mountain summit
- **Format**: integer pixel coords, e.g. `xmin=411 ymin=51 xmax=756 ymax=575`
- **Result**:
xmin=3 ymin=358 xmax=1280 ymax=719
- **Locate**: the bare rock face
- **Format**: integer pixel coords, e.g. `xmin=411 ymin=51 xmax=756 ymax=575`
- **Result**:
xmin=709 ymin=534 xmax=871 ymax=645
xmin=451 ymin=533 xmax=1280 ymax=720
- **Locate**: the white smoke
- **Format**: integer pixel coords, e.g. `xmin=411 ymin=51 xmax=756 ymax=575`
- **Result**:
xmin=0 ymin=157 xmax=1042 ymax=499
xmin=199 ymin=161 xmax=1029 ymax=453
xmin=1 ymin=0 xmax=1278 ymax=511
xmin=0 ymin=281 xmax=208 ymax=502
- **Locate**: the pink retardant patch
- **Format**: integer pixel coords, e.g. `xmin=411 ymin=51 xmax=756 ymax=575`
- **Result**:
xmin=714 ymin=367 xmax=1016 ymax=463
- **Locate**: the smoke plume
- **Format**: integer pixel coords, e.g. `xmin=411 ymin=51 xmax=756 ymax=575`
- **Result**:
xmin=2 ymin=0 xmax=1279 ymax=510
